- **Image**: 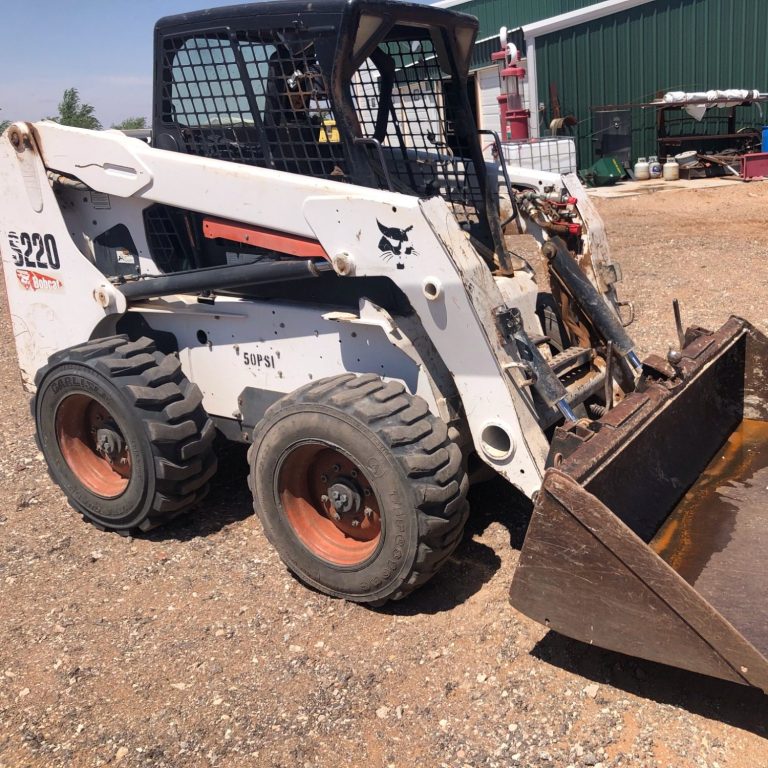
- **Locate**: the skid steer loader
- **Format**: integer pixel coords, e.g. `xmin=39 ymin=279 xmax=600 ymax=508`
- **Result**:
xmin=2 ymin=0 xmax=768 ymax=691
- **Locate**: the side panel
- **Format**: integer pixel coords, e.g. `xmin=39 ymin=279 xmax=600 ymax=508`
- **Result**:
xmin=130 ymin=296 xmax=437 ymax=422
xmin=54 ymin=186 xmax=159 ymax=277
xmin=0 ymin=127 xmax=125 ymax=388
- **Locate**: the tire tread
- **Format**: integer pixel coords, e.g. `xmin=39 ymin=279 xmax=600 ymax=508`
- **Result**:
xmin=35 ymin=335 xmax=216 ymax=533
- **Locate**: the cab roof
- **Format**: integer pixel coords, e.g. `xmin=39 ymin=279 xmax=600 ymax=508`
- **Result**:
xmin=155 ymin=0 xmax=478 ymax=34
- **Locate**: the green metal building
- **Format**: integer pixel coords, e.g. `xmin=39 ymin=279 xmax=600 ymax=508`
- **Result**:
xmin=438 ymin=0 xmax=768 ymax=165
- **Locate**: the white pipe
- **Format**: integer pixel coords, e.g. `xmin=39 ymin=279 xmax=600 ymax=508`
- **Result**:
xmin=526 ymin=38 xmax=539 ymax=138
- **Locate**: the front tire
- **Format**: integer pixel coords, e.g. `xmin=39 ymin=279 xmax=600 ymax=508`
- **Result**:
xmin=34 ymin=335 xmax=216 ymax=533
xmin=248 ymin=374 xmax=469 ymax=604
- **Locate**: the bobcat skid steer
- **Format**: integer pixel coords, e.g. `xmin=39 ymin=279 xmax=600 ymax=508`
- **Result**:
xmin=2 ymin=0 xmax=768 ymax=691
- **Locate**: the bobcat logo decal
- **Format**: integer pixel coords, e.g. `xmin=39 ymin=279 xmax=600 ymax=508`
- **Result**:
xmin=377 ymin=221 xmax=417 ymax=270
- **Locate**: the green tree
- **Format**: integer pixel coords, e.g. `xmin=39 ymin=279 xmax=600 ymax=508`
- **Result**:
xmin=50 ymin=88 xmax=101 ymax=130
xmin=111 ymin=116 xmax=147 ymax=130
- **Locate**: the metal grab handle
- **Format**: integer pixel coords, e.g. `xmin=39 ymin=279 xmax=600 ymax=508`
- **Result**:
xmin=354 ymin=137 xmax=394 ymax=192
xmin=478 ymin=129 xmax=518 ymax=223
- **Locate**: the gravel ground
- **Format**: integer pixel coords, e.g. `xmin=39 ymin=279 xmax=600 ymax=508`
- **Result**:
xmin=1 ymin=182 xmax=768 ymax=768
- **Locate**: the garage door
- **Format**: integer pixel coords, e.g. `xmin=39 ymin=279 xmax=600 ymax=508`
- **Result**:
xmin=477 ymin=66 xmax=501 ymax=135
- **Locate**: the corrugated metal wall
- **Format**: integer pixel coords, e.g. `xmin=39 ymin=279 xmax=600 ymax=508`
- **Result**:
xmin=534 ymin=0 xmax=768 ymax=165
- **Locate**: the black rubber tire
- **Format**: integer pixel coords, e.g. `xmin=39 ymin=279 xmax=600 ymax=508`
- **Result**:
xmin=248 ymin=373 xmax=469 ymax=604
xmin=34 ymin=335 xmax=217 ymax=533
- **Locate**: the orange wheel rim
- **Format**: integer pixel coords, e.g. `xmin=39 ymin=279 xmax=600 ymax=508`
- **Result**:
xmin=55 ymin=393 xmax=132 ymax=498
xmin=277 ymin=443 xmax=382 ymax=566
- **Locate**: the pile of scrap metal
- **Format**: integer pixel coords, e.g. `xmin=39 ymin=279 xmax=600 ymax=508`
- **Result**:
xmin=676 ymin=149 xmax=768 ymax=181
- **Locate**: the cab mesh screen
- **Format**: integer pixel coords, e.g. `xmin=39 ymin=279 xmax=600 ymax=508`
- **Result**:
xmin=161 ymin=30 xmax=345 ymax=178
xmin=350 ymin=34 xmax=484 ymax=223
xmin=160 ymin=26 xmax=484 ymax=223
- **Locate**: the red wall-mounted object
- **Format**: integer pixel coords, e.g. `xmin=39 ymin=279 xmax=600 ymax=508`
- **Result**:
xmin=493 ymin=44 xmax=530 ymax=141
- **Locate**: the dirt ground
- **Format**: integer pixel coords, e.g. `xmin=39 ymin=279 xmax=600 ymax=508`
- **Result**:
xmin=1 ymin=182 xmax=768 ymax=768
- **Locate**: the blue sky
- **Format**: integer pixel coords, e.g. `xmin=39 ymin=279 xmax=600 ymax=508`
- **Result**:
xmin=0 ymin=0 xmax=437 ymax=127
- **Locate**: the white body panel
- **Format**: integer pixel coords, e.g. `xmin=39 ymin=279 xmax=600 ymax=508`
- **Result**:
xmin=0 ymin=126 xmax=126 ymax=388
xmin=133 ymin=295 xmax=436 ymax=419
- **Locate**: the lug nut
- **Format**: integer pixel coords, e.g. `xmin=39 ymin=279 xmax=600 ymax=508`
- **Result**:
xmin=364 ymin=507 xmax=373 ymax=519
xmin=351 ymin=519 xmax=360 ymax=527
xmin=321 ymin=494 xmax=329 ymax=504
xmin=331 ymin=511 xmax=341 ymax=521
xmin=331 ymin=490 xmax=340 ymax=500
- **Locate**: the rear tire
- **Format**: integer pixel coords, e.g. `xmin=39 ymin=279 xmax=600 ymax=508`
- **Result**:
xmin=248 ymin=374 xmax=469 ymax=604
xmin=34 ymin=335 xmax=216 ymax=533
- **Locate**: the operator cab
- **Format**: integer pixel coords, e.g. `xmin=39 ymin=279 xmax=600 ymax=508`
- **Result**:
xmin=151 ymin=0 xmax=501 ymax=262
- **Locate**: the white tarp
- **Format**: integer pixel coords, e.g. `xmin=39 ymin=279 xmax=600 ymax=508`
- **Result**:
xmin=662 ymin=89 xmax=762 ymax=121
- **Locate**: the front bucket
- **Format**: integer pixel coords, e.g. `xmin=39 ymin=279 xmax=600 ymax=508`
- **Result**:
xmin=510 ymin=317 xmax=768 ymax=691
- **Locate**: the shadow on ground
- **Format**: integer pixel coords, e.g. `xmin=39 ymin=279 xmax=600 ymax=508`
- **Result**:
xmin=532 ymin=632 xmax=768 ymax=736
xmin=464 ymin=474 xmax=533 ymax=549
xmin=382 ymin=476 xmax=534 ymax=616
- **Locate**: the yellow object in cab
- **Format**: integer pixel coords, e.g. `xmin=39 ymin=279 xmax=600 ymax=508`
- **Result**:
xmin=318 ymin=118 xmax=340 ymax=143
